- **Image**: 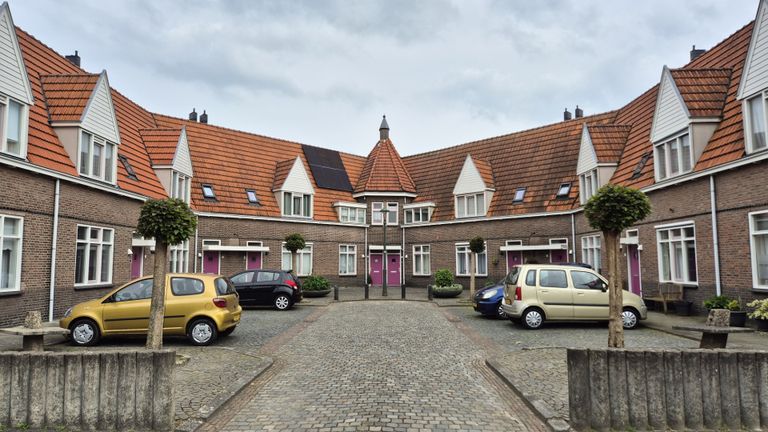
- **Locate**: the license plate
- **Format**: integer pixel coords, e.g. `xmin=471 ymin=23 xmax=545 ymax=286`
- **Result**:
xmin=504 ymin=298 xmax=512 ymax=305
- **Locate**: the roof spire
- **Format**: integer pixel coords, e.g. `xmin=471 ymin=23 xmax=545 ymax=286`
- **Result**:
xmin=379 ymin=115 xmax=389 ymax=140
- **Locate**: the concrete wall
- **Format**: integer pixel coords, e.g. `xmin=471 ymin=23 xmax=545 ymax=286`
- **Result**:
xmin=567 ymin=348 xmax=768 ymax=431
xmin=0 ymin=350 xmax=174 ymax=431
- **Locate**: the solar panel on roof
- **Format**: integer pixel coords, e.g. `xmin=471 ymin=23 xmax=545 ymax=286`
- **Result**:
xmin=302 ymin=145 xmax=353 ymax=192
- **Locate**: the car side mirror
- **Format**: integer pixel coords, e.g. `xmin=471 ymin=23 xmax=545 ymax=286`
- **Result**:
xmin=600 ymin=281 xmax=608 ymax=292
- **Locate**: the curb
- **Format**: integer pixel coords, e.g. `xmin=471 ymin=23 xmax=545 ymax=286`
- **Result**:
xmin=485 ymin=358 xmax=571 ymax=432
xmin=640 ymin=322 xmax=701 ymax=342
xmin=177 ymin=355 xmax=274 ymax=432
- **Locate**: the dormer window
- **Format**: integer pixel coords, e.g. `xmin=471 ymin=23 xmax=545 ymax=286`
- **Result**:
xmin=556 ymin=183 xmax=571 ymax=198
xmin=0 ymin=97 xmax=26 ymax=157
xmin=78 ymin=130 xmax=116 ymax=183
xmin=513 ymin=188 xmax=526 ymax=203
xmin=654 ymin=132 xmax=691 ymax=181
xmin=246 ymin=189 xmax=259 ymax=204
xmin=202 ymin=184 xmax=216 ymax=200
xmin=746 ymin=94 xmax=768 ymax=153
xmin=338 ymin=206 xmax=365 ymax=224
xmin=172 ymin=171 xmax=191 ymax=203
xmin=282 ymin=192 xmax=311 ymax=218
xmin=456 ymin=193 xmax=485 ymax=218
xmin=404 ymin=203 xmax=434 ymax=224
xmin=580 ymin=170 xmax=598 ymax=204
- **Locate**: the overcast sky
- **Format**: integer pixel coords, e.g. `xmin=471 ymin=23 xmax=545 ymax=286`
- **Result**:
xmin=9 ymin=1 xmax=759 ymax=157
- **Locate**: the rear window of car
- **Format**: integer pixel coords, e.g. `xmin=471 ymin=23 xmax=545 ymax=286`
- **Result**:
xmin=215 ymin=277 xmax=237 ymax=295
xmin=230 ymin=272 xmax=254 ymax=284
xmin=256 ymin=271 xmax=280 ymax=282
xmin=525 ymin=270 xmax=536 ymax=286
xmin=539 ymin=270 xmax=568 ymax=288
xmin=171 ymin=278 xmax=205 ymax=296
xmin=505 ymin=267 xmax=521 ymax=285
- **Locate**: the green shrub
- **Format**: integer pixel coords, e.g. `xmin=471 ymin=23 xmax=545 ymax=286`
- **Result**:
xmin=431 ymin=284 xmax=463 ymax=298
xmin=747 ymin=299 xmax=768 ymax=320
xmin=434 ymin=269 xmax=454 ymax=287
xmin=703 ymin=295 xmax=739 ymax=311
xmin=302 ymin=275 xmax=330 ymax=291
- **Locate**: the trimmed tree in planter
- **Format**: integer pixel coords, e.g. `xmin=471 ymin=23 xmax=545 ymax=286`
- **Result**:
xmin=469 ymin=236 xmax=485 ymax=299
xmin=432 ymin=269 xmax=463 ymax=298
xmin=284 ymin=233 xmax=306 ymax=276
xmin=584 ymin=184 xmax=651 ymax=348
xmin=136 ymin=198 xmax=197 ymax=350
xmin=303 ymin=275 xmax=332 ymax=297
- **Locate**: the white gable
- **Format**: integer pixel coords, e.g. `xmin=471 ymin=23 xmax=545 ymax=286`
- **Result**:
xmin=0 ymin=3 xmax=33 ymax=104
xmin=172 ymin=127 xmax=193 ymax=177
xmin=281 ymin=157 xmax=314 ymax=194
xmin=738 ymin=0 xmax=768 ymax=99
xmin=576 ymin=124 xmax=598 ymax=174
xmin=81 ymin=71 xmax=120 ymax=144
xmin=650 ymin=67 xmax=690 ymax=143
xmin=453 ymin=154 xmax=487 ymax=195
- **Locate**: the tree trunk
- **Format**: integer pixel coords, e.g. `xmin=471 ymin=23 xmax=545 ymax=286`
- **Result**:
xmin=146 ymin=241 xmax=168 ymax=350
xmin=293 ymin=251 xmax=299 ymax=277
xmin=470 ymin=252 xmax=476 ymax=299
xmin=605 ymin=231 xmax=624 ymax=348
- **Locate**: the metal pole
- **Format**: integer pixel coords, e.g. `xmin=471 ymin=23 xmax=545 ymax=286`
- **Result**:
xmin=382 ymin=215 xmax=388 ymax=297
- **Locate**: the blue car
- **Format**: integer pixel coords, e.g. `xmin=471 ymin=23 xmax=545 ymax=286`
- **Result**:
xmin=472 ymin=281 xmax=507 ymax=319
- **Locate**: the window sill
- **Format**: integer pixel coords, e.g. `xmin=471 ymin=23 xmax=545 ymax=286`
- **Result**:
xmin=412 ymin=274 xmax=432 ymax=277
xmin=456 ymin=275 xmax=488 ymax=278
xmin=74 ymin=283 xmax=114 ymax=291
xmin=751 ymin=287 xmax=768 ymax=292
xmin=0 ymin=290 xmax=23 ymax=297
xmin=338 ymin=274 xmax=358 ymax=277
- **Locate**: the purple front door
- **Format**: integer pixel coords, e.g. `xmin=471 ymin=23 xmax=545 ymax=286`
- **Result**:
xmin=387 ymin=254 xmax=401 ymax=286
xmin=550 ymin=249 xmax=567 ymax=263
xmin=370 ymin=253 xmax=383 ymax=285
xmin=507 ymin=251 xmax=522 ymax=272
xmin=130 ymin=247 xmax=143 ymax=278
xmin=247 ymin=252 xmax=262 ymax=270
xmin=203 ymin=251 xmax=220 ymax=274
xmin=627 ymin=245 xmax=641 ymax=295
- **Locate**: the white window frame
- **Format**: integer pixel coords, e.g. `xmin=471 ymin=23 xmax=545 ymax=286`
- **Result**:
xmin=0 ymin=214 xmax=23 ymax=293
xmin=579 ymin=169 xmax=599 ymax=204
xmin=656 ymin=224 xmax=698 ymax=285
xmin=581 ymin=235 xmax=601 ymax=272
xmin=749 ymin=210 xmax=768 ymax=290
xmin=404 ymin=207 xmax=431 ymax=224
xmin=282 ymin=191 xmax=312 ymax=218
xmin=339 ymin=206 xmax=366 ymax=224
xmin=744 ymin=93 xmax=768 ymax=154
xmin=281 ymin=243 xmax=313 ymax=276
xmin=0 ymin=95 xmax=29 ymax=158
xmin=171 ymin=171 xmax=192 ymax=203
xmin=169 ymin=240 xmax=190 ymax=273
xmin=75 ymin=225 xmax=114 ymax=287
xmin=372 ymin=202 xmax=398 ymax=225
xmin=556 ymin=183 xmax=571 ymax=198
xmin=455 ymin=242 xmax=487 ymax=277
xmin=202 ymin=184 xmax=216 ymax=199
xmin=339 ymin=244 xmax=357 ymax=276
xmin=77 ymin=130 xmax=117 ymax=184
xmin=654 ymin=130 xmax=692 ymax=181
xmin=455 ymin=192 xmax=486 ymax=218
xmin=412 ymin=245 xmax=431 ymax=276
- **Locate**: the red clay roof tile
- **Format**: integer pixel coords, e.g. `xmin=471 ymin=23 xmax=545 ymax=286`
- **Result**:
xmin=40 ymin=74 xmax=98 ymax=123
xmin=587 ymin=124 xmax=632 ymax=163
xmin=355 ymin=138 xmax=416 ymax=194
xmin=140 ymin=128 xmax=182 ymax=166
xmin=670 ymin=68 xmax=732 ymax=118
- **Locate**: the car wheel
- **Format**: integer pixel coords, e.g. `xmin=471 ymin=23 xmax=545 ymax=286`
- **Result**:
xmin=221 ymin=326 xmax=236 ymax=337
xmin=521 ymin=308 xmax=545 ymax=330
xmin=187 ymin=318 xmax=218 ymax=346
xmin=496 ymin=303 xmax=508 ymax=319
xmin=274 ymin=294 xmax=292 ymax=311
xmin=70 ymin=319 xmax=101 ymax=346
xmin=622 ymin=308 xmax=640 ymax=330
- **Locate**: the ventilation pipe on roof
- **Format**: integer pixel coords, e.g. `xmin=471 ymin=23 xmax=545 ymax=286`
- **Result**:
xmin=189 ymin=108 xmax=198 ymax=122
xmin=564 ymin=108 xmax=572 ymax=121
xmin=690 ymin=45 xmax=706 ymax=61
xmin=575 ymin=105 xmax=583 ymax=119
xmin=200 ymin=110 xmax=208 ymax=124
xmin=65 ymin=50 xmax=81 ymax=67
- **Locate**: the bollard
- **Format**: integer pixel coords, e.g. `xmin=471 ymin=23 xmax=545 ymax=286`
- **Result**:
xmin=333 ymin=285 xmax=339 ymax=301
xmin=364 ymin=284 xmax=369 ymax=300
xmin=428 ymin=285 xmax=433 ymax=301
xmin=401 ymin=284 xmax=406 ymax=299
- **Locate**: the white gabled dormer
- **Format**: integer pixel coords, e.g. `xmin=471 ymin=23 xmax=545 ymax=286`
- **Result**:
xmin=577 ymin=124 xmax=618 ymax=204
xmin=81 ymin=71 xmax=120 ymax=145
xmin=275 ymin=156 xmax=315 ymax=218
xmin=738 ymin=0 xmax=768 ymax=155
xmin=651 ymin=67 xmax=690 ymax=144
xmin=144 ymin=127 xmax=194 ymax=203
xmin=0 ymin=2 xmax=33 ymax=159
xmin=453 ymin=154 xmax=494 ymax=218
xmin=173 ymin=127 xmax=193 ymax=177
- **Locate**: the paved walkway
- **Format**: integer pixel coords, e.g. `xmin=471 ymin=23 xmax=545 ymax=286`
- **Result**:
xmin=206 ymin=301 xmax=546 ymax=432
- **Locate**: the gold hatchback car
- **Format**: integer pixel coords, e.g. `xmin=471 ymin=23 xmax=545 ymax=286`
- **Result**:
xmin=500 ymin=264 xmax=647 ymax=330
xmin=60 ymin=273 xmax=242 ymax=346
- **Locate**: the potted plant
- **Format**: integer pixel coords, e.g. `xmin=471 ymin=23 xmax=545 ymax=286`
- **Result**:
xmin=747 ymin=298 xmax=768 ymax=331
xmin=430 ymin=269 xmax=463 ymax=298
xmin=703 ymin=295 xmax=746 ymax=327
xmin=302 ymin=275 xmax=332 ymax=297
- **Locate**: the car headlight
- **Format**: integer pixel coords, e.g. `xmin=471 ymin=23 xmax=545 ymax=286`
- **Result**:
xmin=63 ymin=307 xmax=72 ymax=318
xmin=481 ymin=289 xmax=498 ymax=299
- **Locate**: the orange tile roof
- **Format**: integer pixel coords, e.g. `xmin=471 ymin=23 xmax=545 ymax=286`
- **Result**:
xmin=587 ymin=124 xmax=632 ymax=163
xmin=39 ymin=74 xmax=98 ymax=122
xmin=272 ymin=159 xmax=294 ymax=191
xmin=473 ymin=157 xmax=495 ymax=189
xmin=670 ymin=68 xmax=732 ymax=118
xmin=140 ymin=128 xmax=182 ymax=166
xmin=355 ymin=138 xmax=416 ymax=193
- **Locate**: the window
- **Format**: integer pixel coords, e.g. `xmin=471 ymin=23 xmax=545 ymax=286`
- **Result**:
xmin=631 ymin=152 xmax=652 ymax=180
xmin=556 ymin=183 xmax=571 ymax=198
xmin=171 ymin=278 xmax=204 ymax=296
xmin=657 ymin=225 xmax=697 ymax=284
xmin=113 ymin=279 xmax=152 ymax=302
xmin=202 ymin=184 xmax=216 ymax=199
xmin=0 ymin=97 xmax=27 ymax=157
xmin=413 ymin=245 xmax=431 ymax=276
xmin=571 ymin=271 xmax=604 ymax=289
xmin=456 ymin=243 xmax=487 ymax=276
xmin=405 ymin=207 xmax=430 ymax=224
xmin=230 ymin=271 xmax=254 ymax=284
xmin=655 ymin=132 xmax=692 ymax=181
xmin=78 ymin=131 xmax=116 ymax=183
xmin=256 ymin=271 xmax=281 ymax=282
xmin=539 ymin=270 xmax=568 ymax=288
xmin=169 ymin=240 xmax=189 ymax=273
xmin=75 ymin=225 xmax=113 ymax=286
xmin=282 ymin=192 xmax=312 ymax=217
xmin=581 ymin=235 xmax=601 ymax=272
xmin=246 ymin=189 xmax=259 ymax=204
xmin=215 ymin=277 xmax=237 ymax=295
xmin=749 ymin=211 xmax=768 ymax=289
xmin=580 ymin=169 xmax=599 ymax=204
xmin=513 ymin=188 xmax=526 ymax=203
xmin=525 ymin=270 xmax=536 ymax=286
xmin=455 ymin=193 xmax=485 ymax=218
xmin=339 ymin=245 xmax=357 ymax=275
xmin=0 ymin=215 xmax=22 ymax=292
xmin=339 ymin=206 xmax=365 ymax=224
xmin=372 ymin=202 xmax=397 ymax=225
xmin=172 ymin=171 xmax=191 ymax=203
xmin=118 ymin=155 xmax=138 ymax=180
xmin=281 ymin=243 xmax=313 ymax=276
xmin=746 ymin=94 xmax=768 ymax=153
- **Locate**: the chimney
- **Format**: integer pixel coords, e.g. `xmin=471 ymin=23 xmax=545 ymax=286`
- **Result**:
xmin=564 ymin=108 xmax=572 ymax=121
xmin=199 ymin=110 xmax=208 ymax=124
xmin=189 ymin=108 xmax=198 ymax=122
xmin=379 ymin=115 xmax=389 ymax=140
xmin=65 ymin=50 xmax=81 ymax=67
xmin=575 ymin=105 xmax=583 ymax=119
xmin=690 ymin=45 xmax=706 ymax=61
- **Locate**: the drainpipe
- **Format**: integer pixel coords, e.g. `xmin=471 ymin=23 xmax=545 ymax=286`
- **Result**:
xmin=364 ymin=226 xmax=369 ymax=287
xmin=48 ymin=180 xmax=60 ymax=322
xmin=193 ymin=225 xmax=199 ymax=272
xmin=401 ymin=226 xmax=405 ymax=287
xmin=571 ymin=213 xmax=576 ymax=261
xmin=709 ymin=175 xmax=722 ymax=296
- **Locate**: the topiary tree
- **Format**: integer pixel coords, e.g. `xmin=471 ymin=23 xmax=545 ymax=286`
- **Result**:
xmin=584 ymin=184 xmax=651 ymax=348
xmin=469 ymin=236 xmax=485 ymax=299
xmin=284 ymin=233 xmax=306 ymax=276
xmin=136 ymin=198 xmax=197 ymax=349
xmin=434 ymin=269 xmax=454 ymax=287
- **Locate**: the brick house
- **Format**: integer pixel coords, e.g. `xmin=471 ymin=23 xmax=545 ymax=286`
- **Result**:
xmin=1 ymin=1 xmax=768 ymax=325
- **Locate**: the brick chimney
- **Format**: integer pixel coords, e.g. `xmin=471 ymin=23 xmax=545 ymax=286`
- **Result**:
xmin=189 ymin=108 xmax=198 ymax=122
xmin=575 ymin=105 xmax=583 ymax=118
xmin=200 ymin=110 xmax=208 ymax=124
xmin=564 ymin=108 xmax=572 ymax=121
xmin=65 ymin=50 xmax=80 ymax=67
xmin=690 ymin=45 xmax=706 ymax=61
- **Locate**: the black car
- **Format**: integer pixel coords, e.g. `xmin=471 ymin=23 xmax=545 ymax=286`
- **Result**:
xmin=229 ymin=269 xmax=303 ymax=310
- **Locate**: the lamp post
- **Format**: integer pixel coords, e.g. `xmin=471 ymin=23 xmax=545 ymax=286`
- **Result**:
xmin=381 ymin=207 xmax=390 ymax=297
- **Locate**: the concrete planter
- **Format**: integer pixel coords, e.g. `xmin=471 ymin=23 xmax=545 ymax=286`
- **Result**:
xmin=303 ymin=288 xmax=332 ymax=298
xmin=430 ymin=284 xmax=463 ymax=298
xmin=756 ymin=319 xmax=768 ymax=332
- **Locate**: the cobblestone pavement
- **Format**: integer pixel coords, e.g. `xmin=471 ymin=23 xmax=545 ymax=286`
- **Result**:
xmin=211 ymin=301 xmax=547 ymax=432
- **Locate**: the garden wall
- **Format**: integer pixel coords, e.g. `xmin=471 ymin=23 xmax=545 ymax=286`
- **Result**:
xmin=0 ymin=350 xmax=174 ymax=431
xmin=567 ymin=348 xmax=768 ymax=431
